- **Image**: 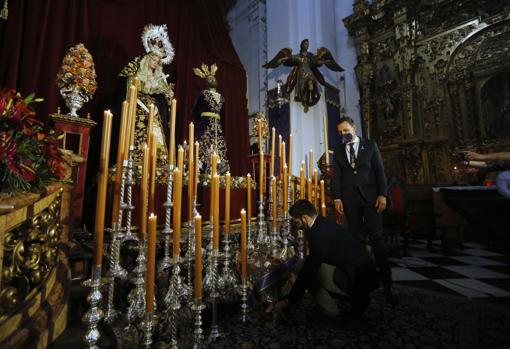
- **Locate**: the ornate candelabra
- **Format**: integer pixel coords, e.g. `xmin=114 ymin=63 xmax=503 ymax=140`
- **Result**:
xmin=191 ymin=299 xmax=206 ymax=348
xmin=206 ymin=250 xmax=221 ymax=342
xmin=219 ymin=233 xmax=236 ymax=291
xmin=82 ymin=265 xmax=104 ymax=349
xmin=121 ymin=147 xmax=137 ymax=242
xmin=163 ymin=256 xmax=188 ymax=349
xmin=256 ymin=196 xmax=270 ymax=249
xmin=280 ymin=176 xmax=293 ymax=260
xmin=247 ymin=219 xmax=255 ymax=252
xmin=127 ymin=239 xmax=147 ymax=326
xmin=240 ymin=278 xmax=249 ymax=323
xmin=142 ymin=311 xmax=155 ymax=348
xmin=105 ymin=223 xmax=127 ymax=323
xmin=159 ymin=164 xmax=174 ymax=271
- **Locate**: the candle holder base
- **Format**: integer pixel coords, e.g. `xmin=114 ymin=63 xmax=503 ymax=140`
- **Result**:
xmin=82 ymin=265 xmax=105 ymax=349
xmin=191 ymin=300 xmax=206 ymax=349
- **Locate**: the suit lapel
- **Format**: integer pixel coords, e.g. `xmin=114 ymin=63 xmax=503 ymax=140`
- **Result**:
xmin=338 ymin=143 xmax=350 ymax=168
xmin=355 ymin=138 xmax=366 ymax=169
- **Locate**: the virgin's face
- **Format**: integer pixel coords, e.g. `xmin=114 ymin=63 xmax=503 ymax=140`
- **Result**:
xmin=301 ymin=40 xmax=309 ymax=52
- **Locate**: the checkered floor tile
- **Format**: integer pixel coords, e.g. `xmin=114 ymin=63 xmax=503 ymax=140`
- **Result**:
xmin=391 ymin=240 xmax=510 ymax=301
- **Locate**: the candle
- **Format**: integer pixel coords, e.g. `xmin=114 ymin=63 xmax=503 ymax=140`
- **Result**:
xmin=309 ymin=149 xmax=314 ymax=180
xmin=288 ymin=134 xmax=293 ymax=176
xmin=241 ymin=209 xmax=247 ymax=280
xmin=300 ymin=162 xmax=305 ymax=199
xmin=324 ymin=115 xmax=330 ymax=165
xmin=194 ymin=142 xmax=199 ymax=198
xmin=272 ymin=177 xmax=277 ymax=229
xmin=194 ymin=214 xmax=202 ymax=299
xmin=313 ymin=169 xmax=318 ymax=209
xmin=307 ymin=178 xmax=312 ymax=202
xmin=149 ymin=133 xmax=157 ymax=214
xmin=147 ymin=104 xmax=155 ymax=153
xmin=282 ymin=141 xmax=286 ymax=169
xmin=169 ymin=98 xmax=177 ymax=166
xmin=259 ymin=151 xmax=264 ymax=199
xmin=225 ymin=172 xmax=231 ymax=234
xmin=247 ymin=173 xmax=252 ymax=223
xmin=320 ymin=180 xmax=326 ymax=217
xmin=112 ymin=101 xmax=129 ymax=225
xmin=93 ymin=110 xmax=113 ymax=267
xmin=257 ymin=119 xmax=262 ymax=151
xmin=283 ymin=165 xmax=288 ymax=213
xmin=278 ymin=135 xmax=282 ymax=177
xmin=172 ymin=168 xmax=182 ymax=257
xmin=128 ymin=82 xmax=139 ymax=146
xmin=139 ymin=143 xmax=149 ymax=238
xmin=146 ymin=214 xmax=157 ymax=312
xmin=270 ymin=127 xmax=275 ymax=178
xmin=188 ymin=123 xmax=195 ymax=222
xmin=177 ymin=146 xmax=184 ymax=174
xmin=211 ymin=151 xmax=217 ymax=177
xmin=213 ymin=175 xmax=220 ymax=250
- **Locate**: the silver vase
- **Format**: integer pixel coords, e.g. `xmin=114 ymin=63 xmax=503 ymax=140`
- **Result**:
xmin=61 ymin=87 xmax=89 ymax=117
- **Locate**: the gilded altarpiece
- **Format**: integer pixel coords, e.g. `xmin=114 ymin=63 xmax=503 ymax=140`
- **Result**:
xmin=344 ymin=0 xmax=510 ymax=186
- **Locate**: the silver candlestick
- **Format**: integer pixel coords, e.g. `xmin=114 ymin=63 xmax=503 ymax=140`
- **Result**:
xmin=122 ymin=147 xmax=137 ymax=242
xmin=159 ymin=164 xmax=174 ymax=272
xmin=280 ymin=176 xmax=293 ymax=260
xmin=207 ymin=250 xmax=221 ymax=342
xmin=105 ymin=223 xmax=127 ymax=323
xmin=218 ymin=233 xmax=236 ymax=291
xmin=267 ymin=177 xmax=274 ymax=231
xmin=240 ymin=278 xmax=249 ymax=323
xmin=191 ymin=299 xmax=206 ymax=348
xmin=247 ymin=219 xmax=255 ymax=252
xmin=127 ymin=239 xmax=147 ymax=325
xmin=256 ymin=196 xmax=270 ymax=249
xmin=82 ymin=265 xmax=104 ymax=349
xmin=163 ymin=256 xmax=187 ymax=349
xmin=142 ymin=311 xmax=155 ymax=348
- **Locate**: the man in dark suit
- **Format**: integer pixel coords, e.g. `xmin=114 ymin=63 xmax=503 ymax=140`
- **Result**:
xmin=332 ymin=116 xmax=397 ymax=304
xmin=268 ymin=200 xmax=379 ymax=317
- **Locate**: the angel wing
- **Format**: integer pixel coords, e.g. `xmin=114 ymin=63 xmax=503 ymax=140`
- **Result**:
xmin=262 ymin=48 xmax=293 ymax=69
xmin=314 ymin=47 xmax=344 ymax=72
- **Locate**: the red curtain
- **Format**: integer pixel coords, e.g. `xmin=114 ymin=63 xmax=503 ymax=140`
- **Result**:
xmin=0 ymin=0 xmax=249 ymax=176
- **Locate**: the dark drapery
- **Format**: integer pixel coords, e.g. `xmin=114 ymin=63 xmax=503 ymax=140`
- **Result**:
xmin=0 ymin=0 xmax=249 ymax=177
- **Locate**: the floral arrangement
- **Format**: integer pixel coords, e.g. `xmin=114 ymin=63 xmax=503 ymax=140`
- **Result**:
xmin=0 ymin=89 xmax=66 ymax=192
xmin=56 ymin=43 xmax=97 ymax=98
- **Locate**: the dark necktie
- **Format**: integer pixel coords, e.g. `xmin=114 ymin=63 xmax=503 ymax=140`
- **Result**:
xmin=349 ymin=143 xmax=356 ymax=168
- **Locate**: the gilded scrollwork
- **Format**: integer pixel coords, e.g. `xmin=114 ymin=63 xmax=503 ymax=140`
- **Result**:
xmin=0 ymin=190 xmax=62 ymax=314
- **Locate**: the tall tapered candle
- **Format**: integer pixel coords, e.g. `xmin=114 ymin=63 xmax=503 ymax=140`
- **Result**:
xmin=194 ymin=214 xmax=203 ymax=299
xmin=225 ymin=172 xmax=231 ymax=234
xmin=139 ymin=143 xmax=149 ymax=237
xmin=149 ymin=132 xmax=157 ymax=214
xmin=177 ymin=146 xmax=184 ymax=174
xmin=128 ymin=81 xmax=139 ymax=146
xmin=146 ymin=214 xmax=157 ymax=312
xmin=300 ymin=162 xmax=305 ymax=199
xmin=112 ymin=101 xmax=129 ymax=225
xmin=307 ymin=178 xmax=312 ymax=202
xmin=168 ymin=98 xmax=177 ymax=166
xmin=172 ymin=168 xmax=182 ymax=257
xmin=278 ymin=135 xmax=282 ymax=177
xmin=288 ymin=134 xmax=293 ymax=176
xmin=247 ymin=173 xmax=252 ymax=223
xmin=313 ymin=169 xmax=319 ymax=209
xmin=324 ymin=115 xmax=330 ymax=165
xmin=194 ymin=142 xmax=199 ymax=197
xmin=283 ymin=165 xmax=288 ymax=213
xmin=211 ymin=151 xmax=217 ymax=177
xmin=282 ymin=141 xmax=286 ymax=169
xmin=259 ymin=151 xmax=264 ymax=199
xmin=241 ymin=209 xmax=247 ymax=280
xmin=309 ymin=149 xmax=314 ymax=179
xmin=257 ymin=119 xmax=262 ymax=151
xmin=213 ymin=175 xmax=220 ymax=250
xmin=93 ymin=110 xmax=113 ymax=267
xmin=272 ymin=177 xmax=277 ymax=229
xmin=188 ymin=123 xmax=194 ymax=221
xmin=270 ymin=128 xmax=275 ymax=177
xmin=320 ymin=180 xmax=326 ymax=217
xmin=147 ymin=104 xmax=155 ymax=154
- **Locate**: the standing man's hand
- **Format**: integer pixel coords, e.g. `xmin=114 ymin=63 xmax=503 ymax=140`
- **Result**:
xmin=375 ymin=195 xmax=387 ymax=213
xmin=334 ymin=199 xmax=344 ymax=215
xmin=463 ymin=151 xmax=486 ymax=161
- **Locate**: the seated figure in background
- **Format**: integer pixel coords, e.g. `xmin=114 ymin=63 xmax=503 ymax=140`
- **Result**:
xmin=120 ymin=23 xmax=175 ymax=164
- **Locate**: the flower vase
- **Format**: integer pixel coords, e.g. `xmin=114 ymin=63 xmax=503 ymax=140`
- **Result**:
xmin=60 ymin=87 xmax=89 ymax=117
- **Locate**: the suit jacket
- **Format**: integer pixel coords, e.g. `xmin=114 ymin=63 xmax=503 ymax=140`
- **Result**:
xmin=288 ymin=217 xmax=377 ymax=302
xmin=332 ymin=138 xmax=388 ymax=205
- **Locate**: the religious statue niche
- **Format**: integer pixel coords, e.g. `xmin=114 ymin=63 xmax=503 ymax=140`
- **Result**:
xmin=192 ymin=63 xmax=230 ymax=175
xmin=263 ymin=39 xmax=344 ymax=112
xmin=119 ymin=23 xmax=175 ymax=164
xmin=481 ymin=72 xmax=510 ymax=139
